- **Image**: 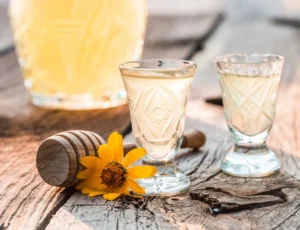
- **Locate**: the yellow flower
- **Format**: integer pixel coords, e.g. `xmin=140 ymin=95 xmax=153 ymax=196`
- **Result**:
xmin=76 ymin=132 xmax=157 ymax=200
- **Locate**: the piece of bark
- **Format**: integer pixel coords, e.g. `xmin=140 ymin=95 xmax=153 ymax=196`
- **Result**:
xmin=190 ymin=187 xmax=287 ymax=214
xmin=190 ymin=171 xmax=300 ymax=215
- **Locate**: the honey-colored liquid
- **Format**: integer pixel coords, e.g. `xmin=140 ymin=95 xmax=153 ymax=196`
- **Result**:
xmin=123 ymin=74 xmax=193 ymax=159
xmin=218 ymin=73 xmax=280 ymax=136
xmin=9 ymin=0 xmax=146 ymax=109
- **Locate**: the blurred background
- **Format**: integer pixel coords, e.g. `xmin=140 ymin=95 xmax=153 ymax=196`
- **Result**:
xmin=1 ymin=0 xmax=300 ymax=114
xmin=2 ymin=0 xmax=300 ymax=59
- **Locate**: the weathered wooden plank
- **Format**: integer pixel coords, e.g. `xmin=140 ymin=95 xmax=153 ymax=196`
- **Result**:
xmin=0 ymin=4 xmax=223 ymax=230
xmin=187 ymin=84 xmax=300 ymax=229
xmin=46 ymin=2 xmax=300 ymax=230
xmin=143 ymin=13 xmax=222 ymax=59
xmin=144 ymin=14 xmax=223 ymax=45
xmin=190 ymin=21 xmax=300 ymax=100
xmin=143 ymin=43 xmax=196 ymax=60
xmin=47 ymin=85 xmax=300 ymax=230
xmin=0 ymin=8 xmax=132 ymax=228
xmin=45 ymin=84 xmax=300 ymax=230
xmin=0 ymin=50 xmax=131 ymax=229
xmin=44 ymin=101 xmax=231 ymax=230
xmin=0 ymin=50 xmax=130 ymax=230
xmin=190 ymin=0 xmax=300 ymax=100
xmin=0 ymin=4 xmax=13 ymax=54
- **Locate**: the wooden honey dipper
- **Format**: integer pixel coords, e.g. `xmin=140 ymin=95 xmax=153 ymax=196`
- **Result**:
xmin=36 ymin=130 xmax=206 ymax=187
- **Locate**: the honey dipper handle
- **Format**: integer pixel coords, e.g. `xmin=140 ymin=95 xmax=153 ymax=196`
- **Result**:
xmin=123 ymin=129 xmax=206 ymax=154
xmin=180 ymin=129 xmax=206 ymax=149
xmin=123 ymin=143 xmax=137 ymax=154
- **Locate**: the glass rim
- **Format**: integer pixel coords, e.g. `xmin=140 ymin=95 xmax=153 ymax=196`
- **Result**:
xmin=213 ymin=53 xmax=284 ymax=65
xmin=119 ymin=59 xmax=197 ymax=72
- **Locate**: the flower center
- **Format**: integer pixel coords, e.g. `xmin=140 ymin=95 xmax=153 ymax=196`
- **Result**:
xmin=101 ymin=161 xmax=126 ymax=188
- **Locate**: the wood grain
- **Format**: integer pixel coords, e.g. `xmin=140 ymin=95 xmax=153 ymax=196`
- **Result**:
xmin=0 ymin=49 xmax=131 ymax=228
xmin=3 ymin=0 xmax=300 ymax=229
xmin=0 ymin=3 xmax=222 ymax=229
xmin=0 ymin=4 xmax=13 ymax=54
xmin=191 ymin=21 xmax=299 ymax=100
xmin=46 ymin=1 xmax=300 ymax=229
xmin=46 ymin=85 xmax=300 ymax=230
xmin=37 ymin=131 xmax=105 ymax=187
xmin=0 ymin=21 xmax=131 ymax=230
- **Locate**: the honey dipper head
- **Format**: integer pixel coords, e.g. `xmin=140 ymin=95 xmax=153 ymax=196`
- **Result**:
xmin=36 ymin=130 xmax=105 ymax=187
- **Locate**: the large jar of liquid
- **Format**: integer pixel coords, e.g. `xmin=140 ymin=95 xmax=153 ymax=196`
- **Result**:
xmin=9 ymin=0 xmax=147 ymax=109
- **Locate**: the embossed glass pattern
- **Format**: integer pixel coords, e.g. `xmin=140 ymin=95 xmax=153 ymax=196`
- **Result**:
xmin=214 ymin=54 xmax=284 ymax=177
xmin=9 ymin=0 xmax=146 ymax=109
xmin=120 ymin=59 xmax=196 ymax=195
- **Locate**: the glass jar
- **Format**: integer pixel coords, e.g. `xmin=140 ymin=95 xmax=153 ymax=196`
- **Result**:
xmin=9 ymin=0 xmax=147 ymax=109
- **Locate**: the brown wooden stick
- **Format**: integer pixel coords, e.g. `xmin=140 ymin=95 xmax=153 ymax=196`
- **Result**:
xmin=124 ymin=129 xmax=206 ymax=154
xmin=181 ymin=129 xmax=206 ymax=149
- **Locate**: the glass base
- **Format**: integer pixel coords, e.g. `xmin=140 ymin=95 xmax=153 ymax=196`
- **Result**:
xmin=222 ymin=144 xmax=281 ymax=177
xmin=135 ymin=161 xmax=190 ymax=196
xmin=30 ymin=92 xmax=127 ymax=110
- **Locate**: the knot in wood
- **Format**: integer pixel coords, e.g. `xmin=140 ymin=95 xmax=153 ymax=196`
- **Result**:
xmin=101 ymin=161 xmax=126 ymax=188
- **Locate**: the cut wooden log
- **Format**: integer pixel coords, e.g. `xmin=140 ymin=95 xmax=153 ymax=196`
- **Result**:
xmin=0 ymin=49 xmax=131 ymax=229
xmin=46 ymin=2 xmax=300 ymax=229
xmin=0 ymin=23 xmax=132 ymax=229
xmin=0 ymin=4 xmax=222 ymax=229
xmin=46 ymin=97 xmax=300 ymax=230
xmin=2 ymin=0 xmax=300 ymax=229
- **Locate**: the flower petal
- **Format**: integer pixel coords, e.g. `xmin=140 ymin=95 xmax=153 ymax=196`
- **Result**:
xmin=103 ymin=193 xmax=122 ymax=200
xmin=80 ymin=156 xmax=105 ymax=169
xmin=89 ymin=191 xmax=106 ymax=197
xmin=127 ymin=178 xmax=145 ymax=195
xmin=122 ymin=148 xmax=146 ymax=168
xmin=77 ymin=169 xmax=102 ymax=179
xmin=81 ymin=188 xmax=97 ymax=194
xmin=76 ymin=177 xmax=107 ymax=191
xmin=77 ymin=169 xmax=91 ymax=179
xmin=98 ymin=144 xmax=114 ymax=163
xmin=82 ymin=188 xmax=107 ymax=197
xmin=114 ymin=181 xmax=129 ymax=194
xmin=127 ymin=166 xmax=157 ymax=179
xmin=107 ymin=132 xmax=123 ymax=163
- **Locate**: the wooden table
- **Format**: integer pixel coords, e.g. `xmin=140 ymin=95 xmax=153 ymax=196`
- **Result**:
xmin=1 ymin=1 xmax=300 ymax=229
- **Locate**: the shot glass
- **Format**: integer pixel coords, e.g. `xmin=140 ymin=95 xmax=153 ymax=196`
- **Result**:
xmin=214 ymin=54 xmax=284 ymax=177
xmin=119 ymin=59 xmax=196 ymax=195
